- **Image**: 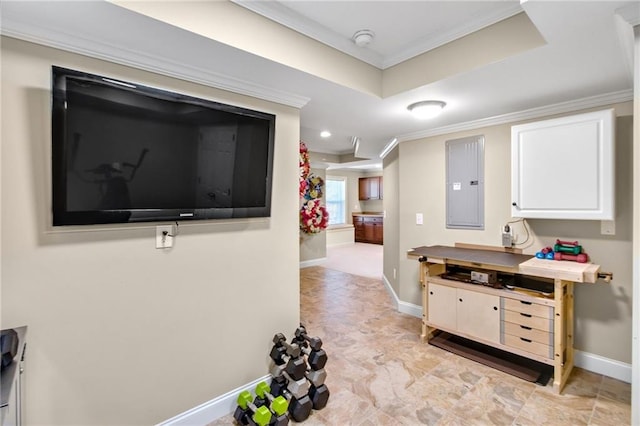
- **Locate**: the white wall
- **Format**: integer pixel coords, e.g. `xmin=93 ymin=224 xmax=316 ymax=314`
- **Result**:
xmin=0 ymin=37 xmax=300 ymax=425
xmin=395 ymin=103 xmax=634 ymax=364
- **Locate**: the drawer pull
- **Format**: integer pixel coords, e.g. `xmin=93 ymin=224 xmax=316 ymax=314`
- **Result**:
xmin=459 ymin=298 xmax=463 ymax=302
xmin=493 ymin=306 xmax=498 ymax=311
xmin=520 ymin=313 xmax=532 ymax=318
xmin=520 ymin=301 xmax=532 ymax=305
xmin=429 ymin=291 xmax=433 ymax=295
xmin=520 ymin=337 xmax=532 ymax=343
xmin=520 ymin=325 xmax=532 ymax=330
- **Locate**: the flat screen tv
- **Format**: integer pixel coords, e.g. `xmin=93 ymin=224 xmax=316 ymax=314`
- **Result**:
xmin=51 ymin=66 xmax=275 ymax=226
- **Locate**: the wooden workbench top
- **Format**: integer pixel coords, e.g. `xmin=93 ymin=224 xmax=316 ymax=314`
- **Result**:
xmin=409 ymin=245 xmax=601 ymax=283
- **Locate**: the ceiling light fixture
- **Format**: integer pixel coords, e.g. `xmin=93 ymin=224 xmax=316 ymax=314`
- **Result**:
xmin=320 ymin=130 xmax=331 ymax=138
xmin=407 ymin=100 xmax=446 ymax=119
xmin=352 ymin=30 xmax=374 ymax=47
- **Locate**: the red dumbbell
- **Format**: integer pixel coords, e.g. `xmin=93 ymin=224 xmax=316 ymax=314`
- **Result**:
xmin=554 ymin=252 xmax=589 ymax=263
xmin=556 ymin=239 xmax=579 ymax=246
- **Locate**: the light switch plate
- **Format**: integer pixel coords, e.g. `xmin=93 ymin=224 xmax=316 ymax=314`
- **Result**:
xmin=416 ymin=213 xmax=423 ymax=225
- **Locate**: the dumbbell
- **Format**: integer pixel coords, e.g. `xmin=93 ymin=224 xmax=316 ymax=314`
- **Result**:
xmin=270 ymin=361 xmax=310 ymax=401
xmin=554 ymin=252 xmax=588 ymax=263
xmin=234 ymin=390 xmax=272 ymax=426
xmin=254 ymin=382 xmax=289 ymax=426
xmin=292 ymin=326 xmax=328 ymax=370
xmin=270 ymin=341 xmax=307 ymax=383
xmin=554 ymin=239 xmax=582 ymax=255
xmin=269 ymin=375 xmax=313 ymax=422
xmin=291 ymin=326 xmax=331 ymax=410
xmin=308 ymin=383 xmax=330 ymax=410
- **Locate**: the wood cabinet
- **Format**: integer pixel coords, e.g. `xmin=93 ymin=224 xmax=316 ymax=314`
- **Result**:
xmin=352 ymin=215 xmax=383 ymax=244
xmin=428 ymin=282 xmax=500 ymax=344
xmin=358 ymin=177 xmax=383 ymax=200
xmin=410 ymin=245 xmax=604 ymax=393
xmin=511 ymin=109 xmax=614 ymax=220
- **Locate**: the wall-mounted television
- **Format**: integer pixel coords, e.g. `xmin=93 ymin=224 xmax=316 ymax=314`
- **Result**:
xmin=51 ymin=66 xmax=275 ymax=226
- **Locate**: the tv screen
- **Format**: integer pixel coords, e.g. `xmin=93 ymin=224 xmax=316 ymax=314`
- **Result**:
xmin=51 ymin=66 xmax=275 ymax=226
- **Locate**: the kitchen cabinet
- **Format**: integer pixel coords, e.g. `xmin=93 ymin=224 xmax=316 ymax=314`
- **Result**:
xmin=511 ymin=109 xmax=614 ymax=220
xmin=352 ymin=215 xmax=383 ymax=244
xmin=358 ymin=177 xmax=383 ymax=200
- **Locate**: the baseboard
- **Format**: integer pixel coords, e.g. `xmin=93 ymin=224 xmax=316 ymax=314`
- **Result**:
xmin=157 ymin=375 xmax=271 ymax=425
xmin=574 ymin=350 xmax=632 ymax=383
xmin=380 ymin=277 xmax=631 ymax=383
xmin=299 ymin=257 xmax=327 ymax=268
xmin=382 ymin=274 xmax=422 ymax=318
xmin=326 ymin=241 xmax=355 ymax=248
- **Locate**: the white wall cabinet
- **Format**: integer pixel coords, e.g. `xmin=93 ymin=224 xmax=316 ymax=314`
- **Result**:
xmin=511 ymin=109 xmax=614 ymax=220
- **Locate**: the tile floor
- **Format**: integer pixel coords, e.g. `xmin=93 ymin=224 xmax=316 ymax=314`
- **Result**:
xmin=210 ymin=266 xmax=631 ymax=425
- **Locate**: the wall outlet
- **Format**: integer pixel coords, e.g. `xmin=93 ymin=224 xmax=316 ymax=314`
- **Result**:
xmin=156 ymin=225 xmax=174 ymax=249
xmin=501 ymin=225 xmax=513 ymax=247
xmin=601 ymin=220 xmax=615 ymax=235
xmin=416 ymin=213 xmax=423 ymax=225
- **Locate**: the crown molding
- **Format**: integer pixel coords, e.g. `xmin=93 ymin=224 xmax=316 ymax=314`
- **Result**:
xmin=616 ymin=2 xmax=640 ymax=27
xmin=382 ymin=4 xmax=523 ymax=69
xmin=232 ymin=0 xmax=522 ymax=70
xmin=231 ymin=0 xmax=384 ymax=68
xmin=396 ymin=89 xmax=634 ymax=144
xmin=0 ymin=17 xmax=310 ymax=109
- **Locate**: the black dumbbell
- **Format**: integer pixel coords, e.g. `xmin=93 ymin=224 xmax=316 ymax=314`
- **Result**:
xmin=308 ymin=384 xmax=330 ymax=410
xmin=269 ymin=339 xmax=307 ymax=381
xmin=292 ymin=326 xmax=328 ymax=370
xmin=293 ymin=325 xmax=323 ymax=351
xmin=269 ymin=376 xmax=313 ymax=422
xmin=270 ymin=361 xmax=310 ymax=401
xmin=253 ymin=382 xmax=289 ymax=426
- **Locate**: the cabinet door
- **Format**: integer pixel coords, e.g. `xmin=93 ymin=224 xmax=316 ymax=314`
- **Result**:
xmin=368 ymin=177 xmax=380 ymax=200
xmin=457 ymin=289 xmax=500 ymax=343
xmin=373 ymin=221 xmax=383 ymax=244
xmin=353 ymin=216 xmax=365 ymax=242
xmin=511 ymin=108 xmax=614 ymax=220
xmin=363 ymin=221 xmax=375 ymax=242
xmin=358 ymin=177 xmax=381 ymax=200
xmin=358 ymin=178 xmax=370 ymax=200
xmin=427 ymin=283 xmax=457 ymax=330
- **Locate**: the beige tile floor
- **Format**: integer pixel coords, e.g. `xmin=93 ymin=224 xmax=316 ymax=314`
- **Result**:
xmin=210 ymin=266 xmax=631 ymax=425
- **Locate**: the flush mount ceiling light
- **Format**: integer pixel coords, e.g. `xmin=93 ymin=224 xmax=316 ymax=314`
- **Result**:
xmin=407 ymin=100 xmax=446 ymax=119
xmin=352 ymin=30 xmax=374 ymax=47
xmin=320 ymin=130 xmax=331 ymax=138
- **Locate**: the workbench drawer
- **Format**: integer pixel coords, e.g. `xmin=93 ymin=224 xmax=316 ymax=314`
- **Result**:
xmin=503 ymin=310 xmax=553 ymax=332
xmin=503 ymin=321 xmax=553 ymax=346
xmin=503 ymin=333 xmax=553 ymax=359
xmin=503 ymin=298 xmax=553 ymax=319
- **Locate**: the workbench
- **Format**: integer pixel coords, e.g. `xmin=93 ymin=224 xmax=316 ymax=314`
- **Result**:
xmin=408 ymin=244 xmax=603 ymax=393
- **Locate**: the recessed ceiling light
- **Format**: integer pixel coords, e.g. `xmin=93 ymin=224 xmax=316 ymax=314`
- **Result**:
xmin=320 ymin=130 xmax=331 ymax=138
xmin=407 ymin=100 xmax=446 ymax=119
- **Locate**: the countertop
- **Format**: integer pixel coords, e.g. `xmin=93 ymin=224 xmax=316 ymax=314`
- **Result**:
xmin=352 ymin=212 xmax=383 ymax=217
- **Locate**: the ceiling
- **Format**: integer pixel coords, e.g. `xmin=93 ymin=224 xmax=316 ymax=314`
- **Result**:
xmin=1 ymin=1 xmax=637 ymax=171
